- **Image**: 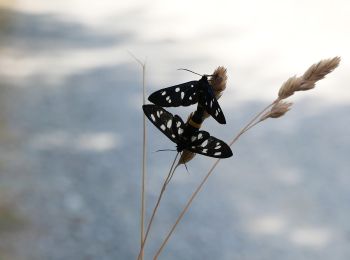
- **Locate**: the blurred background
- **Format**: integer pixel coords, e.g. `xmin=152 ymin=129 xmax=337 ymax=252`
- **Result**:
xmin=0 ymin=0 xmax=349 ymax=259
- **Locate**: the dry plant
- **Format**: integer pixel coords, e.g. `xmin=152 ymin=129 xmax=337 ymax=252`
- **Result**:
xmin=135 ymin=57 xmax=340 ymax=259
xmin=137 ymin=66 xmax=229 ymax=260
xmin=129 ymin=51 xmax=147 ymax=260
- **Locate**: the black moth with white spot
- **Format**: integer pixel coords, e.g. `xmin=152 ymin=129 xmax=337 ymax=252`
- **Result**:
xmin=143 ymin=104 xmax=232 ymax=159
xmin=148 ymin=75 xmax=226 ymax=124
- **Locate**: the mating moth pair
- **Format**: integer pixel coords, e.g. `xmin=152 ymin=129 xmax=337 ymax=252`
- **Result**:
xmin=143 ymin=71 xmax=233 ymax=159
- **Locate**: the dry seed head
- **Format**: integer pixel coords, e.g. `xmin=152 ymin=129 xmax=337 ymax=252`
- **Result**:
xmin=261 ymin=101 xmax=293 ymax=121
xmin=210 ymin=66 xmax=227 ymax=93
xmin=278 ymin=75 xmax=303 ymax=100
xmin=204 ymin=66 xmax=228 ymax=119
xmin=278 ymin=57 xmax=340 ymax=99
xmin=297 ymin=57 xmax=340 ymax=91
xmin=302 ymin=57 xmax=341 ymax=84
xmin=298 ymin=81 xmax=315 ymax=91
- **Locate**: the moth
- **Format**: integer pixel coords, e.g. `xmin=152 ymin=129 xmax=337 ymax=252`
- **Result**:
xmin=143 ymin=104 xmax=232 ymax=159
xmin=148 ymin=75 xmax=226 ymax=124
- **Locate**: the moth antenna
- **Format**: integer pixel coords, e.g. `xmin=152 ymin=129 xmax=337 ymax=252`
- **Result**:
xmin=178 ymin=68 xmax=203 ymax=77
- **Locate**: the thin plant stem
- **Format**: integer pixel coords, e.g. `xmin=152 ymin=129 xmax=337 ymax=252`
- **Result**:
xmin=129 ymin=51 xmax=147 ymax=260
xmin=153 ymin=100 xmax=278 ymax=259
xmin=140 ymin=63 xmax=146 ymax=260
xmin=229 ymin=99 xmax=278 ymax=146
xmin=137 ymin=153 xmax=179 ymax=260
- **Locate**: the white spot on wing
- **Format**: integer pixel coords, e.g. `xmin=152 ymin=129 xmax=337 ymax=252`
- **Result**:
xmin=162 ymin=91 xmax=166 ymax=96
xmin=168 ymin=99 xmax=172 ymax=103
xmin=202 ymin=149 xmax=208 ymax=153
xmin=151 ymin=114 xmax=156 ymax=122
xmin=166 ymin=96 xmax=170 ymax=101
xmin=181 ymin=92 xmax=185 ymax=99
xmin=201 ymin=140 xmax=208 ymax=147
xmin=175 ymin=87 xmax=180 ymax=92
xmin=178 ymin=128 xmax=184 ymax=135
xmin=215 ymin=110 xmax=219 ymax=116
xmin=214 ymin=152 xmax=222 ymax=156
xmin=176 ymin=121 xmax=181 ymax=127
xmin=167 ymin=120 xmax=172 ymax=128
xmin=160 ymin=125 xmax=166 ymax=131
xmin=157 ymin=111 xmax=160 ymax=118
xmin=171 ymin=134 xmax=176 ymax=138
xmin=215 ymin=145 xmax=221 ymax=150
xmin=191 ymin=136 xmax=197 ymax=142
xmin=198 ymin=133 xmax=203 ymax=139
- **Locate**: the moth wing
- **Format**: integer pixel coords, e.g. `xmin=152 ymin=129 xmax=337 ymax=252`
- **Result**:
xmin=148 ymin=81 xmax=199 ymax=107
xmin=204 ymin=89 xmax=226 ymax=124
xmin=187 ymin=132 xmax=232 ymax=158
xmin=142 ymin=104 xmax=178 ymax=143
xmin=186 ymin=131 xmax=210 ymax=146
xmin=172 ymin=115 xmax=186 ymax=140
xmin=182 ymin=83 xmax=199 ymax=106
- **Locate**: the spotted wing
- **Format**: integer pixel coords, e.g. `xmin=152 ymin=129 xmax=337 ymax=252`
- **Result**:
xmin=148 ymin=81 xmax=199 ymax=107
xmin=187 ymin=132 xmax=232 ymax=158
xmin=142 ymin=104 xmax=185 ymax=143
xmin=203 ymin=89 xmax=226 ymax=124
xmin=186 ymin=131 xmax=210 ymax=146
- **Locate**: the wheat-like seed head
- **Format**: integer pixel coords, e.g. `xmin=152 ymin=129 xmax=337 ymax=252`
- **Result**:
xmin=261 ymin=101 xmax=293 ymax=121
xmin=278 ymin=57 xmax=340 ymax=99
xmin=209 ymin=66 xmax=228 ymax=92
xmin=203 ymin=66 xmax=228 ymax=119
xmin=302 ymin=57 xmax=340 ymax=83
xmin=299 ymin=57 xmax=340 ymax=91
xmin=278 ymin=76 xmax=303 ymax=100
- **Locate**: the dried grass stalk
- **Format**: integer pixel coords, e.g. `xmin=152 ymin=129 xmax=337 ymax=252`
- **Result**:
xmin=261 ymin=101 xmax=293 ymax=121
xmin=154 ymin=57 xmax=341 ymax=259
xmin=209 ymin=66 xmax=228 ymax=92
xmin=129 ymin=51 xmax=147 ymax=260
xmin=203 ymin=66 xmax=228 ymax=119
xmin=302 ymin=57 xmax=341 ymax=84
xmin=278 ymin=76 xmax=303 ymax=100
xmin=278 ymin=57 xmax=340 ymax=99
